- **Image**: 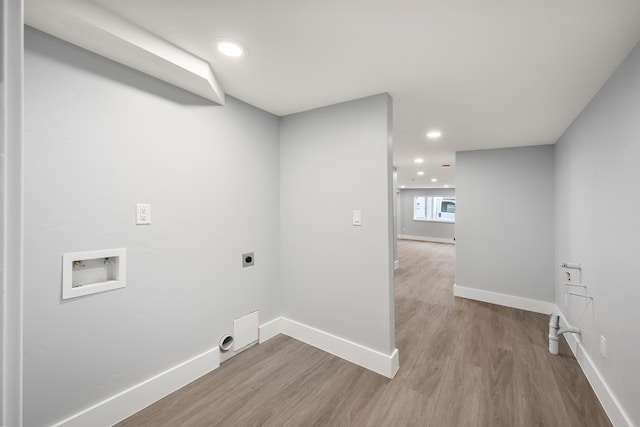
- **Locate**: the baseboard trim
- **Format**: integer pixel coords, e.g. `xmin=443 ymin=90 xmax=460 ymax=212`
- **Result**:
xmin=259 ymin=317 xmax=282 ymax=343
xmin=52 ymin=347 xmax=220 ymax=427
xmin=51 ymin=317 xmax=400 ymax=426
xmin=280 ymin=317 xmax=399 ymax=379
xmin=555 ymin=308 xmax=632 ymax=427
xmin=398 ymin=235 xmax=455 ymax=244
xmin=452 ymin=284 xmax=555 ymax=315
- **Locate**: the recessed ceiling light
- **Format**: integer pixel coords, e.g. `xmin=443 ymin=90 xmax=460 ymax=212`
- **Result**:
xmin=431 ymin=178 xmax=438 ymax=182
xmin=414 ymin=158 xmax=424 ymax=164
xmin=213 ymin=38 xmax=248 ymax=57
xmin=417 ymin=171 xmax=425 ymax=176
xmin=444 ymin=184 xmax=450 ymax=188
xmin=427 ymin=130 xmax=442 ymax=139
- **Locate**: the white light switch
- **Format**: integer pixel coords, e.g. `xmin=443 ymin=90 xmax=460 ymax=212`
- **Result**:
xmin=352 ymin=210 xmax=362 ymax=226
xmin=136 ymin=204 xmax=151 ymax=225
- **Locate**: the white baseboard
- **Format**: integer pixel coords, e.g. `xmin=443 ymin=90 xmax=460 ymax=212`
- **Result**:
xmin=394 ymin=259 xmax=399 ymax=270
xmin=52 ymin=347 xmax=220 ymax=427
xmin=259 ymin=317 xmax=282 ymax=343
xmin=452 ymin=284 xmax=555 ymax=315
xmin=398 ymin=235 xmax=455 ymax=244
xmin=51 ymin=317 xmax=400 ymax=426
xmin=280 ymin=317 xmax=399 ymax=379
xmin=555 ymin=308 xmax=632 ymax=427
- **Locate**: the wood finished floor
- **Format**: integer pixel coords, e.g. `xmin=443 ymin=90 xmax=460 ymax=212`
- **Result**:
xmin=117 ymin=240 xmax=611 ymax=426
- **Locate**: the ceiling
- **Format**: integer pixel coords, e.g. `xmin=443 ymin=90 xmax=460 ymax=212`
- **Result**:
xmin=25 ymin=0 xmax=640 ymax=189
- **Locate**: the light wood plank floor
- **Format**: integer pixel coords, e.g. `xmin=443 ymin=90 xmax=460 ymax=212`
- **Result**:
xmin=117 ymin=240 xmax=611 ymax=426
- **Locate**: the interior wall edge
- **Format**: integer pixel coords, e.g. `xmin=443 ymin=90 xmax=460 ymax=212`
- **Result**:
xmin=280 ymin=317 xmax=400 ymax=379
xmin=1 ymin=0 xmax=25 ymax=425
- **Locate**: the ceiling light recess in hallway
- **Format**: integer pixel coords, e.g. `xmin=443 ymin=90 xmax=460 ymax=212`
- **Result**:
xmin=426 ymin=130 xmax=442 ymax=139
xmin=213 ymin=38 xmax=248 ymax=57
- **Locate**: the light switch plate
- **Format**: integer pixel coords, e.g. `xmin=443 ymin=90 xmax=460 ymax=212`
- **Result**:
xmin=353 ymin=210 xmax=362 ymax=226
xmin=136 ymin=203 xmax=151 ymax=225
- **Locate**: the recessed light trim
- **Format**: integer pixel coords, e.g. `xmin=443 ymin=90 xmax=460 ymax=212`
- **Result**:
xmin=431 ymin=178 xmax=438 ymax=182
xmin=417 ymin=171 xmax=425 ymax=176
xmin=213 ymin=38 xmax=248 ymax=57
xmin=444 ymin=184 xmax=450 ymax=188
xmin=427 ymin=130 xmax=442 ymax=139
xmin=414 ymin=158 xmax=424 ymax=164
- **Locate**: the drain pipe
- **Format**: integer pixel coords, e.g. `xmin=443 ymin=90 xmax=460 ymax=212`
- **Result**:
xmin=548 ymin=313 xmax=581 ymax=355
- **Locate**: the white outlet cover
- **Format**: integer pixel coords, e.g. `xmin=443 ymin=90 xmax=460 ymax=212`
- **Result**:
xmin=136 ymin=203 xmax=151 ymax=225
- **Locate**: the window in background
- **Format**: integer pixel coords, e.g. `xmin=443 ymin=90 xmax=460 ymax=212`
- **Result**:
xmin=414 ymin=196 xmax=426 ymax=219
xmin=413 ymin=196 xmax=455 ymax=222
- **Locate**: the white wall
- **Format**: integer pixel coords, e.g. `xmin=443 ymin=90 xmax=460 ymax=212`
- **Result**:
xmin=280 ymin=94 xmax=396 ymax=355
xmin=555 ymin=41 xmax=640 ymax=426
xmin=392 ymin=168 xmax=398 ymax=265
xmin=2 ymin=1 xmax=24 ymax=425
xmin=456 ymin=145 xmax=555 ymax=303
xmin=24 ymin=28 xmax=281 ymax=426
xmin=398 ymin=188 xmax=455 ymax=241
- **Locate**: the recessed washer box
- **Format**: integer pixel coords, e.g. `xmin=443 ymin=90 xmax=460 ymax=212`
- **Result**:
xmin=62 ymin=248 xmax=126 ymax=300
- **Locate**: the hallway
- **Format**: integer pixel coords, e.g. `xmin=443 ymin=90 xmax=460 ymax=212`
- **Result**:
xmin=394 ymin=240 xmax=609 ymax=426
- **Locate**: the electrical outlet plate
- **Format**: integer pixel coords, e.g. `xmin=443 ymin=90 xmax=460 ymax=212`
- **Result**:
xmin=136 ymin=203 xmax=151 ymax=225
xmin=242 ymin=252 xmax=254 ymax=267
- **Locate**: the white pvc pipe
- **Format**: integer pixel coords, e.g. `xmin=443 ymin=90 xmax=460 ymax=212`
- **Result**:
xmin=549 ymin=313 xmax=581 ymax=355
xmin=549 ymin=313 xmax=560 ymax=354
xmin=560 ymin=262 xmax=582 ymax=270
xmin=558 ymin=325 xmax=581 ymax=336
